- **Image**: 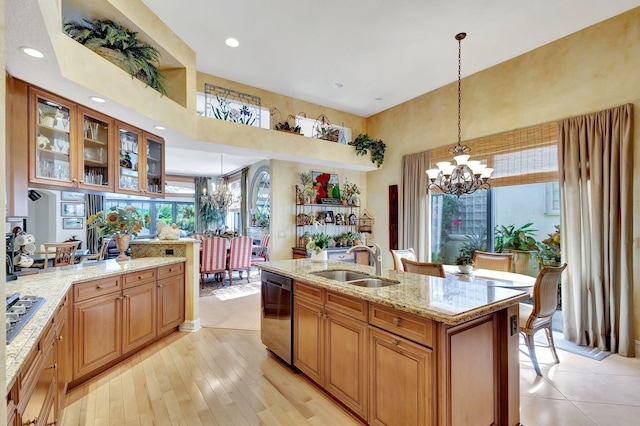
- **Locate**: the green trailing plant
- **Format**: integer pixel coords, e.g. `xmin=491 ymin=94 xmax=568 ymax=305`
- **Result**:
xmin=494 ymin=223 xmax=538 ymax=252
xmin=349 ymin=134 xmax=386 ymax=168
xmin=63 ymin=18 xmax=167 ymax=96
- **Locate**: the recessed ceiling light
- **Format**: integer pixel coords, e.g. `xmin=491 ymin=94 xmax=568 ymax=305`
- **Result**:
xmin=154 ymin=125 xmax=166 ymax=130
xmin=20 ymin=47 xmax=44 ymax=58
xmin=374 ymin=97 xmax=383 ymax=101
xmin=333 ymin=83 xmax=343 ymax=89
xmin=225 ymin=38 xmax=240 ymax=48
xmin=89 ymin=96 xmax=106 ymax=103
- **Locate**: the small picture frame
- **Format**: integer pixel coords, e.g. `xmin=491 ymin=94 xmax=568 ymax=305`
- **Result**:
xmin=335 ymin=213 xmax=345 ymax=226
xmin=324 ymin=210 xmax=335 ymax=224
xmin=348 ymin=213 xmax=358 ymax=226
xmin=62 ymin=217 xmax=84 ymax=229
xmin=61 ymin=202 xmax=85 ymax=217
xmin=61 ymin=191 xmax=85 ymax=201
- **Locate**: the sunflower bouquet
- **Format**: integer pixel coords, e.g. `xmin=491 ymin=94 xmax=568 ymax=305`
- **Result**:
xmin=87 ymin=206 xmax=149 ymax=237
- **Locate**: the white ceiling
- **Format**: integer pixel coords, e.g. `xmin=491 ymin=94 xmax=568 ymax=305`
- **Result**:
xmin=5 ymin=0 xmax=640 ymax=177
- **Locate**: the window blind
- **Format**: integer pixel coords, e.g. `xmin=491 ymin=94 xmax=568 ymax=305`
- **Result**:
xmin=428 ymin=122 xmax=558 ymax=187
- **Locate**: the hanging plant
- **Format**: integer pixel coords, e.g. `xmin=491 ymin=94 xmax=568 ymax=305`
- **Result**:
xmin=349 ymin=134 xmax=386 ymax=168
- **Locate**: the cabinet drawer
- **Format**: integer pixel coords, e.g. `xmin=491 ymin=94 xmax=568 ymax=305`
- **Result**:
xmin=294 ymin=281 xmax=323 ymax=304
xmin=18 ymin=321 xmax=54 ymax=411
xmin=74 ymin=276 xmax=122 ymax=302
xmin=158 ymin=262 xmax=184 ymax=279
xmin=54 ymin=294 xmax=68 ymax=329
xmin=124 ymin=268 xmax=157 ymax=288
xmin=369 ymin=303 xmax=433 ymax=347
xmin=325 ymin=291 xmax=368 ymax=322
xmin=327 ymin=250 xmax=356 ymax=263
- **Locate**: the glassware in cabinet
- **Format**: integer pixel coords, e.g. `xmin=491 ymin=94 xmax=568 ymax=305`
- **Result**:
xmin=79 ymin=108 xmax=113 ymax=190
xmin=144 ymin=133 xmax=164 ymax=197
xmin=31 ymin=91 xmax=75 ymax=185
xmin=116 ymin=124 xmax=142 ymax=194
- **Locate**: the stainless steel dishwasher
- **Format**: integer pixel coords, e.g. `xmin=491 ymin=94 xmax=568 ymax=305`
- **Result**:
xmin=260 ymin=270 xmax=293 ymax=365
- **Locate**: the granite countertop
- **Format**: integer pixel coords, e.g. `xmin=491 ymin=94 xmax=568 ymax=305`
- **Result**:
xmin=257 ymin=259 xmax=530 ymax=326
xmin=5 ymin=257 xmax=186 ymax=392
xmin=129 ymin=238 xmax=199 ymax=244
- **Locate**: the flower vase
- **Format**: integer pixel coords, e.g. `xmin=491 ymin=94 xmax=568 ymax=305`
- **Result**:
xmin=310 ymin=249 xmax=328 ymax=263
xmin=114 ymin=234 xmax=131 ymax=261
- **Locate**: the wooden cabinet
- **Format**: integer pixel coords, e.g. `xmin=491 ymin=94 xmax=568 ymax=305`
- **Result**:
xmin=157 ymin=264 xmax=185 ymax=334
xmin=369 ymin=327 xmax=433 ymax=426
xmin=29 ymin=87 xmax=77 ymax=188
xmin=6 ymin=76 xmax=29 ymax=218
xmin=116 ymin=122 xmax=165 ymax=197
xmin=71 ymin=263 xmax=185 ymax=384
xmin=54 ymin=291 xmax=71 ymax=423
xmin=78 ymin=107 xmax=115 ymax=191
xmin=293 ymin=282 xmax=369 ymax=419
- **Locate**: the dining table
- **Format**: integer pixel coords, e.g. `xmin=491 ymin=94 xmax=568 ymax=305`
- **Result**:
xmin=443 ymin=264 xmax=536 ymax=295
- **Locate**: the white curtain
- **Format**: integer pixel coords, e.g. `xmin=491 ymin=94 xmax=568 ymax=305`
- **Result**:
xmin=558 ymin=104 xmax=634 ymax=356
xmin=401 ymin=151 xmax=430 ymax=261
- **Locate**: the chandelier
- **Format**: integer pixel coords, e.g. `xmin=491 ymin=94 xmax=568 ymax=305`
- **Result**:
xmin=426 ymin=32 xmax=493 ymax=197
xmin=201 ymin=155 xmax=234 ymax=212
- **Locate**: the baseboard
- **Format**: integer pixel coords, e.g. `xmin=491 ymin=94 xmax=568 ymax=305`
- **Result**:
xmin=180 ymin=319 xmax=201 ymax=332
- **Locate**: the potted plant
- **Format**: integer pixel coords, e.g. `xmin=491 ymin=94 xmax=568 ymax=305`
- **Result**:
xmin=63 ymin=19 xmax=167 ymax=96
xmin=306 ymin=232 xmax=330 ymax=262
xmin=535 ymin=225 xmax=561 ymax=267
xmin=349 ymin=134 xmax=386 ymax=168
xmin=87 ymin=206 xmax=150 ymax=261
xmin=341 ymin=178 xmax=361 ymax=205
xmin=454 ymin=251 xmax=474 ymax=274
xmin=494 ymin=222 xmax=539 ymax=276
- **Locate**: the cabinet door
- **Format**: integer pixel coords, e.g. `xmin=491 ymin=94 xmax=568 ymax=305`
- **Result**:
xmin=77 ymin=107 xmax=115 ymax=191
xmin=157 ymin=274 xmax=185 ymax=334
xmin=369 ymin=327 xmax=433 ymax=426
xmin=293 ymin=297 xmax=324 ymax=385
xmin=54 ymin=294 xmax=71 ymax=422
xmin=19 ymin=336 xmax=55 ymax=426
xmin=143 ymin=132 xmax=165 ymax=198
xmin=29 ymin=88 xmax=76 ymax=187
xmin=115 ymin=122 xmax=143 ymax=195
xmin=122 ymin=282 xmax=157 ymax=354
xmin=325 ymin=309 xmax=368 ymax=419
xmin=73 ymin=293 xmax=122 ymax=379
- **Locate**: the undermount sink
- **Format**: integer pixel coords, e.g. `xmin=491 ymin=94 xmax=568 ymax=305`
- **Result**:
xmin=309 ymin=270 xmax=371 ymax=282
xmin=346 ymin=278 xmax=401 ymax=288
xmin=309 ymin=270 xmax=400 ymax=288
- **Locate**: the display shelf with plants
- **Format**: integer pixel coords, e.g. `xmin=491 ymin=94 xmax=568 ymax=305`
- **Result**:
xmin=63 ymin=18 xmax=167 ymax=96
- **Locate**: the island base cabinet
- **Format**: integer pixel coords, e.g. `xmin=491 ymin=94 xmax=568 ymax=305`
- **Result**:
xmin=325 ymin=309 xmax=368 ymax=419
xmin=293 ymin=297 xmax=324 ymax=385
xmin=122 ymin=282 xmax=157 ymax=354
xmin=369 ymin=327 xmax=432 ymax=426
xmin=157 ymin=274 xmax=185 ymax=334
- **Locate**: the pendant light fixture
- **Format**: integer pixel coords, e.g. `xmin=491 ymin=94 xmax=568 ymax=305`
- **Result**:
xmin=204 ymin=155 xmax=234 ymax=212
xmin=426 ymin=32 xmax=493 ymax=197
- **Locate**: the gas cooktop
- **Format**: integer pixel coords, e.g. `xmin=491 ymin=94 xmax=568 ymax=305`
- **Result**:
xmin=6 ymin=293 xmax=46 ymax=344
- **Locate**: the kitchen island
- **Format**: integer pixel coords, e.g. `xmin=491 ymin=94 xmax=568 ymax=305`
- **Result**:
xmin=258 ymin=259 xmax=529 ymax=426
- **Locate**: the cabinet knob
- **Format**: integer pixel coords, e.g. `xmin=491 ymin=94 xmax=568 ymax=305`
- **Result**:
xmin=317 ymin=312 xmax=322 ymax=318
xmin=392 ymin=317 xmax=401 ymax=326
xmin=323 ymin=314 xmax=328 ymax=319
xmin=96 ymin=285 xmax=103 ymax=289
xmin=158 ymin=284 xmax=163 ymax=288
xmin=117 ymin=296 xmax=123 ymax=300
xmin=57 ymin=335 xmax=63 ymax=341
xmin=24 ymin=417 xmax=37 ymax=425
xmin=47 ymin=363 xmax=58 ymax=370
xmin=391 ymin=339 xmax=399 ymax=346
xmin=138 ymin=275 xmax=143 ymax=280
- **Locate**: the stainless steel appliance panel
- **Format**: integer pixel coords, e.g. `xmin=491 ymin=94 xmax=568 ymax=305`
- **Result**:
xmin=260 ymin=270 xmax=293 ymax=365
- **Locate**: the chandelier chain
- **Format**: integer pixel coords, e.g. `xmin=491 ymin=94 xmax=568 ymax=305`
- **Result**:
xmin=458 ymin=33 xmax=462 ymax=147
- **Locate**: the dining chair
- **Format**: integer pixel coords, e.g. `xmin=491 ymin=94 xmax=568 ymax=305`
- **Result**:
xmin=79 ymin=238 xmax=110 ymax=264
xmin=200 ymin=237 xmax=228 ymax=287
xmin=390 ymin=248 xmax=416 ymax=270
xmin=251 ymin=233 xmax=271 ymax=265
xmin=33 ymin=241 xmax=80 ymax=269
xmin=472 ymin=250 xmax=514 ymax=272
xmin=401 ymin=258 xmax=446 ymax=278
xmin=519 ymin=263 xmax=568 ymax=376
xmin=227 ymin=236 xmax=253 ymax=283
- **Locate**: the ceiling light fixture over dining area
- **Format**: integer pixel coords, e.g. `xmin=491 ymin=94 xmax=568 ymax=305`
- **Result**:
xmin=426 ymin=32 xmax=493 ymax=197
xmin=202 ymin=155 xmax=234 ymax=212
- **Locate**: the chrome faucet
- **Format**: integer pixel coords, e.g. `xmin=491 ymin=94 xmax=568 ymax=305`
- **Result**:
xmin=347 ymin=241 xmax=382 ymax=275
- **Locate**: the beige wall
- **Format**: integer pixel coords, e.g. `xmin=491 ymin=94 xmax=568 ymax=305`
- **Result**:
xmin=270 ymin=159 xmax=367 ymax=261
xmin=365 ymin=8 xmax=640 ymax=340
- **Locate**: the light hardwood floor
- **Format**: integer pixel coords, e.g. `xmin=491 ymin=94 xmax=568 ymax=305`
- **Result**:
xmin=63 ymin=287 xmax=640 ymax=425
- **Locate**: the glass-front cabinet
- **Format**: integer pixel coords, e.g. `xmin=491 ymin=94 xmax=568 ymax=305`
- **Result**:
xmin=144 ymin=133 xmax=164 ymax=197
xmin=78 ymin=107 xmax=114 ymax=191
xmin=116 ymin=123 xmax=143 ymax=195
xmin=30 ymin=89 xmax=75 ymax=187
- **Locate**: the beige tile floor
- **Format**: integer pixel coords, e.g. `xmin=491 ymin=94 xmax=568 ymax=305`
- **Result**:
xmin=201 ymin=277 xmax=640 ymax=425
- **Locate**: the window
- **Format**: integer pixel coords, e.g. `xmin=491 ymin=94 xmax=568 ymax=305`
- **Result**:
xmin=105 ymin=199 xmax=195 ymax=235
